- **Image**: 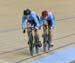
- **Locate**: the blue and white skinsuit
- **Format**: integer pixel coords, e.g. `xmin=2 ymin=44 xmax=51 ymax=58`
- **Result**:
xmin=39 ymin=11 xmax=55 ymax=50
xmin=22 ymin=11 xmax=40 ymax=30
xmin=39 ymin=11 xmax=55 ymax=29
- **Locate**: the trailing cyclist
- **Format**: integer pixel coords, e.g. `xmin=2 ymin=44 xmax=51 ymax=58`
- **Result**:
xmin=39 ymin=10 xmax=55 ymax=52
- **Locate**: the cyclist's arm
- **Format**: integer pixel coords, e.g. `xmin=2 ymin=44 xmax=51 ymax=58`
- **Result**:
xmin=39 ymin=16 xmax=44 ymax=27
xmin=49 ymin=12 xmax=55 ymax=29
xmin=32 ymin=12 xmax=40 ymax=29
xmin=22 ymin=16 xmax=27 ymax=30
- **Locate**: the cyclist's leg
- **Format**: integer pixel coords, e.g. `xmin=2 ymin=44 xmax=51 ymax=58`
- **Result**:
xmin=33 ymin=18 xmax=40 ymax=42
xmin=43 ymin=39 xmax=46 ymax=52
xmin=33 ymin=19 xmax=41 ymax=54
xmin=34 ymin=29 xmax=39 ymax=54
xmin=48 ymin=27 xmax=52 ymax=50
xmin=35 ymin=44 xmax=39 ymax=54
xmin=47 ymin=21 xmax=53 ymax=50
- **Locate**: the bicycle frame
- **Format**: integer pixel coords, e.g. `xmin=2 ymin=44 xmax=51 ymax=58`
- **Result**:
xmin=26 ymin=26 xmax=39 ymax=56
xmin=43 ymin=20 xmax=51 ymax=52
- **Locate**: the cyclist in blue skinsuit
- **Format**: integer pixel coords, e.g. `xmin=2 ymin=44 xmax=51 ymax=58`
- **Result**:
xmin=39 ymin=10 xmax=55 ymax=51
xmin=22 ymin=8 xmax=41 ymax=54
xmin=22 ymin=9 xmax=40 ymax=32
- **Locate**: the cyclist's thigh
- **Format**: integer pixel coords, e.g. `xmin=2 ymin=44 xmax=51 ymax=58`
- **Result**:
xmin=47 ymin=20 xmax=52 ymax=27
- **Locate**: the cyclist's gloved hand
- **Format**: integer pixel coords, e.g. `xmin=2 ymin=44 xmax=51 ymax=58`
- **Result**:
xmin=35 ymin=26 xmax=39 ymax=30
xmin=51 ymin=26 xmax=54 ymax=30
xmin=39 ymin=24 xmax=42 ymax=30
xmin=23 ymin=29 xmax=26 ymax=33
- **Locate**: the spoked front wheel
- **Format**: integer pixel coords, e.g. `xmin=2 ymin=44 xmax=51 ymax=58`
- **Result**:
xmin=29 ymin=41 xmax=34 ymax=56
xmin=28 ymin=28 xmax=34 ymax=56
xmin=43 ymin=34 xmax=48 ymax=52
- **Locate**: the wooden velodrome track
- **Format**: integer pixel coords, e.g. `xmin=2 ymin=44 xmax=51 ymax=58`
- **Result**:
xmin=0 ymin=0 xmax=75 ymax=63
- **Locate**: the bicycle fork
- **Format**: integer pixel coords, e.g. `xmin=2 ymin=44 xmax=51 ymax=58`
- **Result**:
xmin=27 ymin=28 xmax=34 ymax=56
xmin=43 ymin=26 xmax=52 ymax=52
xmin=28 ymin=29 xmax=39 ymax=56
